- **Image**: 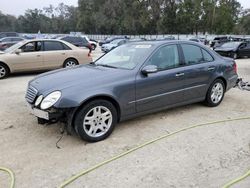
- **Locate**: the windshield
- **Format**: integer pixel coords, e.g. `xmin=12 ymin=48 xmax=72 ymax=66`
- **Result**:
xmin=95 ymin=44 xmax=153 ymax=69
xmin=110 ymin=39 xmax=122 ymax=44
xmin=4 ymin=40 xmax=26 ymax=53
xmin=221 ymin=42 xmax=241 ymax=48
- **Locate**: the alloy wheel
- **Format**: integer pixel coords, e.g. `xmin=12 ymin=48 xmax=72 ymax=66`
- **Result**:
xmin=210 ymin=82 xmax=224 ymax=104
xmin=0 ymin=66 xmax=6 ymax=78
xmin=83 ymin=106 xmax=113 ymax=138
xmin=65 ymin=61 xmax=77 ymax=68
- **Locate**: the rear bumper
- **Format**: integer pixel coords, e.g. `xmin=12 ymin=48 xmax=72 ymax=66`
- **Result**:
xmin=227 ymin=75 xmax=238 ymax=91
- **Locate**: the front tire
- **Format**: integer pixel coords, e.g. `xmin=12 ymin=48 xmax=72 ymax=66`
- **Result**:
xmin=0 ymin=63 xmax=10 ymax=79
xmin=74 ymin=100 xmax=117 ymax=142
xmin=205 ymin=79 xmax=225 ymax=107
xmin=91 ymin=44 xmax=96 ymax=50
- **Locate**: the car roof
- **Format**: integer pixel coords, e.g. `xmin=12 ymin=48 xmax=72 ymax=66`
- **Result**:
xmin=127 ymin=40 xmax=200 ymax=45
xmin=16 ymin=39 xmax=79 ymax=50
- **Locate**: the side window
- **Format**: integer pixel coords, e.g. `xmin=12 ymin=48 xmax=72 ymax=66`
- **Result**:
xmin=201 ymin=49 xmax=214 ymax=62
xmin=82 ymin=37 xmax=88 ymax=43
xmin=20 ymin=42 xmax=36 ymax=52
xmin=44 ymin=41 xmax=64 ymax=51
xmin=20 ymin=42 xmax=42 ymax=52
xmin=181 ymin=44 xmax=203 ymax=65
xmin=147 ymin=45 xmax=180 ymax=70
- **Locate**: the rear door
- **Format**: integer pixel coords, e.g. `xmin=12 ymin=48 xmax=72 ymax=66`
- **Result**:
xmin=179 ymin=43 xmax=216 ymax=101
xmin=42 ymin=41 xmax=70 ymax=69
xmin=135 ymin=44 xmax=187 ymax=112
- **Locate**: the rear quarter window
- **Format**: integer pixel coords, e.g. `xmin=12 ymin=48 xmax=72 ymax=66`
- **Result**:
xmin=201 ymin=49 xmax=214 ymax=62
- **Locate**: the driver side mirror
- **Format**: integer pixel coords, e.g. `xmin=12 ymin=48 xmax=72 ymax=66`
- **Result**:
xmin=14 ymin=49 xmax=22 ymax=54
xmin=141 ymin=65 xmax=158 ymax=76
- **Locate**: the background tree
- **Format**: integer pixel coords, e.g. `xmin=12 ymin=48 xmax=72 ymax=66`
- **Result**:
xmin=0 ymin=0 xmax=248 ymax=35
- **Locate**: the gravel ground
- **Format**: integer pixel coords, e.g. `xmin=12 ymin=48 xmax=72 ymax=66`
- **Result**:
xmin=0 ymin=49 xmax=250 ymax=188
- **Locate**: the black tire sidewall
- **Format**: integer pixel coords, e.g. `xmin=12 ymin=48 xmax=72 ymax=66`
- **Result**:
xmin=74 ymin=100 xmax=117 ymax=142
xmin=205 ymin=79 xmax=225 ymax=107
xmin=0 ymin=63 xmax=9 ymax=79
xmin=63 ymin=59 xmax=78 ymax=68
xmin=91 ymin=44 xmax=96 ymax=50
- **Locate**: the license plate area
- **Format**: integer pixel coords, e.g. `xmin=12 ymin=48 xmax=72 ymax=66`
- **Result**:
xmin=32 ymin=108 xmax=49 ymax=120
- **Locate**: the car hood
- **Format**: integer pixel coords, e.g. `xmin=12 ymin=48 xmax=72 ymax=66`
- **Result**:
xmin=214 ymin=47 xmax=236 ymax=52
xmin=103 ymin=44 xmax=117 ymax=48
xmin=29 ymin=64 xmax=131 ymax=94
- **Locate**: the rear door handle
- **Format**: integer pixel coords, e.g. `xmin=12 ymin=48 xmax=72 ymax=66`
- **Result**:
xmin=61 ymin=53 xmax=66 ymax=55
xmin=208 ymin=66 xmax=215 ymax=71
xmin=175 ymin=73 xmax=185 ymax=77
xmin=37 ymin=55 xmax=41 ymax=57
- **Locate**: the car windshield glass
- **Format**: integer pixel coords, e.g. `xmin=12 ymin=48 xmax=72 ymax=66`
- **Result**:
xmin=95 ymin=44 xmax=153 ymax=70
xmin=221 ymin=42 xmax=241 ymax=48
xmin=4 ymin=41 xmax=26 ymax=53
xmin=110 ymin=39 xmax=122 ymax=44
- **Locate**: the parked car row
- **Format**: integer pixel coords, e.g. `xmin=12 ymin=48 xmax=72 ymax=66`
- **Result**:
xmin=0 ymin=37 xmax=24 ymax=51
xmin=0 ymin=39 xmax=92 ymax=79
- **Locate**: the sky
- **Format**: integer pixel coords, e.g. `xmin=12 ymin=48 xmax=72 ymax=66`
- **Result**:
xmin=0 ymin=0 xmax=249 ymax=17
xmin=0 ymin=0 xmax=78 ymax=16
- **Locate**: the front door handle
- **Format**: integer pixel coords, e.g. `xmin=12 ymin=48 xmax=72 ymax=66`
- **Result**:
xmin=176 ymin=72 xmax=185 ymax=77
xmin=37 ymin=55 xmax=41 ymax=57
xmin=208 ymin=66 xmax=215 ymax=71
xmin=61 ymin=53 xmax=66 ymax=55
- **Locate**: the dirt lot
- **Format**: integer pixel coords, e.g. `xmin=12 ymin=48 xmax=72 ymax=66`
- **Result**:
xmin=0 ymin=50 xmax=250 ymax=188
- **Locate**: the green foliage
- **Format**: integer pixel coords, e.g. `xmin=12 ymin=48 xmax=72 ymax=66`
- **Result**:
xmin=0 ymin=0 xmax=248 ymax=34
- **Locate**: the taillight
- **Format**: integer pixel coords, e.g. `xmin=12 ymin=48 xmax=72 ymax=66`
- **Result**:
xmin=233 ymin=62 xmax=237 ymax=74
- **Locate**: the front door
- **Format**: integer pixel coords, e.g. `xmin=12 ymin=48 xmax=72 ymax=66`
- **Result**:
xmin=238 ymin=43 xmax=250 ymax=57
xmin=9 ymin=41 xmax=44 ymax=72
xmin=135 ymin=44 xmax=186 ymax=112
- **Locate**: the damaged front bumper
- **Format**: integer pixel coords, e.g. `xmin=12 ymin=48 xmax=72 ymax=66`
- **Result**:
xmin=27 ymin=103 xmax=67 ymax=124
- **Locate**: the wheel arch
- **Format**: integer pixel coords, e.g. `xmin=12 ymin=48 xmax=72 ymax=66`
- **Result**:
xmin=63 ymin=57 xmax=79 ymax=67
xmin=0 ymin=61 xmax=11 ymax=73
xmin=215 ymin=76 xmax=227 ymax=90
xmin=71 ymin=95 xmax=121 ymax=126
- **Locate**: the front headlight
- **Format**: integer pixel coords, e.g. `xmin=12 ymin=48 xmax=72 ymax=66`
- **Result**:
xmin=40 ymin=91 xmax=61 ymax=110
xmin=35 ymin=95 xmax=43 ymax=106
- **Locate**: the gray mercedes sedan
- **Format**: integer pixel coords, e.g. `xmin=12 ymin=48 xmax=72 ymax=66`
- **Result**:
xmin=26 ymin=40 xmax=238 ymax=142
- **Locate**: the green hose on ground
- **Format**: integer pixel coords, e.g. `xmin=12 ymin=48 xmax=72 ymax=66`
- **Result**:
xmin=59 ymin=116 xmax=250 ymax=188
xmin=1 ymin=116 xmax=250 ymax=188
xmin=0 ymin=167 xmax=15 ymax=188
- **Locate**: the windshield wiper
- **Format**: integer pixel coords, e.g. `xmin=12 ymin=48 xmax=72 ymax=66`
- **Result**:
xmin=96 ymin=64 xmax=118 ymax=69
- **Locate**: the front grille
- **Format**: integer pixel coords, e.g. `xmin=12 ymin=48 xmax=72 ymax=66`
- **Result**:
xmin=26 ymin=86 xmax=38 ymax=103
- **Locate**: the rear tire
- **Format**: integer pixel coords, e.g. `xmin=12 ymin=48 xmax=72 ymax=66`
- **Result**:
xmin=63 ymin=58 xmax=78 ymax=68
xmin=0 ymin=63 xmax=10 ymax=79
xmin=74 ymin=100 xmax=117 ymax=142
xmin=205 ymin=79 xmax=225 ymax=107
